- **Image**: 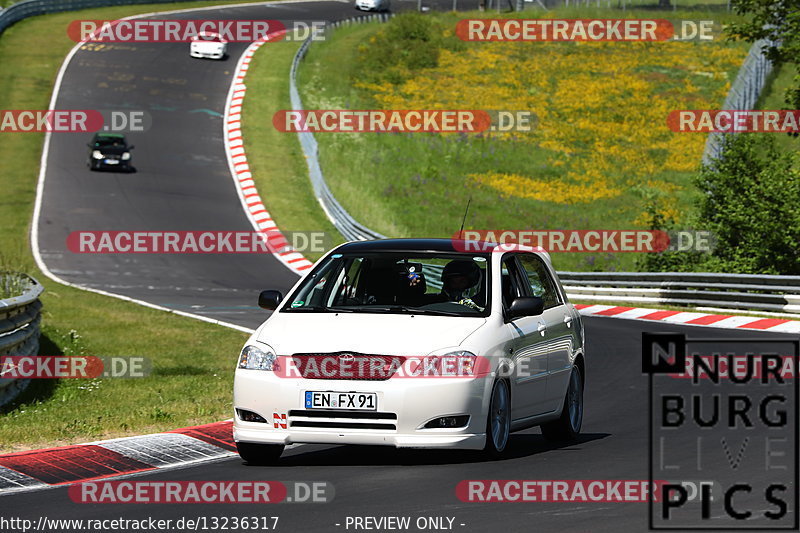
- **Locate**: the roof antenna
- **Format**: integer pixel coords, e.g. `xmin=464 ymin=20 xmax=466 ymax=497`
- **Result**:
xmin=458 ymin=196 xmax=472 ymax=238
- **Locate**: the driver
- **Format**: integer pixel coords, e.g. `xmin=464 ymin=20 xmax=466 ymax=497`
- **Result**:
xmin=435 ymin=260 xmax=483 ymax=310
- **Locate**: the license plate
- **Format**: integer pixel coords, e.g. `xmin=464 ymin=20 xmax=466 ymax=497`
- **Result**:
xmin=104 ymin=159 xmax=119 ymax=164
xmin=305 ymin=391 xmax=377 ymax=411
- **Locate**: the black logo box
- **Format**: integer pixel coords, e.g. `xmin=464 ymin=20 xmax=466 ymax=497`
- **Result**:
xmin=643 ymin=333 xmax=799 ymax=531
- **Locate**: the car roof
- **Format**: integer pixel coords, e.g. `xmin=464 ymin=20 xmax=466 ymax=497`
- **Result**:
xmin=93 ymin=133 xmax=125 ymax=140
xmin=333 ymin=238 xmax=552 ymax=263
xmin=335 ymin=238 xmax=511 ymax=254
xmin=335 ymin=239 xmax=466 ymax=254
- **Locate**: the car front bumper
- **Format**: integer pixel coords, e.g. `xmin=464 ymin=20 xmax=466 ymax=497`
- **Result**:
xmin=190 ymin=49 xmax=225 ymax=59
xmin=233 ymin=369 xmax=492 ymax=450
xmin=90 ymin=159 xmax=130 ymax=170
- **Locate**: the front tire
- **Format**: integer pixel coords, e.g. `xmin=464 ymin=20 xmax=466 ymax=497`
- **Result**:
xmin=236 ymin=442 xmax=284 ymax=465
xmin=541 ymin=366 xmax=583 ymax=442
xmin=483 ymin=379 xmax=510 ymax=457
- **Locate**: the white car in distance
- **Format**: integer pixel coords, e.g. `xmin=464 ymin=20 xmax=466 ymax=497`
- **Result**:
xmin=189 ymin=32 xmax=227 ymax=60
xmin=233 ymin=239 xmax=586 ymax=464
xmin=355 ymin=0 xmax=390 ymax=11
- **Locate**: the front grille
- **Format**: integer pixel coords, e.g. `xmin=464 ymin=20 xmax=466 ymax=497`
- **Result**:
xmin=291 ymin=353 xmax=405 ymax=380
xmin=291 ymin=421 xmax=396 ymax=430
xmin=289 ymin=410 xmax=397 ymax=420
xmin=288 ymin=409 xmax=397 ymax=431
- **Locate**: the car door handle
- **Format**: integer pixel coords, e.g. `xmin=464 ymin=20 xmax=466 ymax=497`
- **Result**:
xmin=564 ymin=314 xmax=573 ymax=328
xmin=537 ymin=321 xmax=547 ymax=336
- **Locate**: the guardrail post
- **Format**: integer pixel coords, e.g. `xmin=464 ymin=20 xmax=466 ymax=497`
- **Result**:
xmin=0 ymin=274 xmax=44 ymax=407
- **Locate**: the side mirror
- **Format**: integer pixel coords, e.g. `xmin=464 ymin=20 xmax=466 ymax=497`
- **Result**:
xmin=128 ymin=145 xmax=135 ymax=150
xmin=507 ymin=296 xmax=544 ymax=320
xmin=258 ymin=290 xmax=283 ymax=311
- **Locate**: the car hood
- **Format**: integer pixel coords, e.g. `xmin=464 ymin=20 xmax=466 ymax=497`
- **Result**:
xmin=192 ymin=41 xmax=225 ymax=49
xmin=256 ymin=312 xmax=486 ymax=356
xmin=95 ymin=146 xmax=128 ymax=155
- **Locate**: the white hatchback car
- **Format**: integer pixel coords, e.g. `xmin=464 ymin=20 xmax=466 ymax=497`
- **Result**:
xmin=189 ymin=32 xmax=227 ymax=60
xmin=355 ymin=0 xmax=390 ymax=11
xmin=233 ymin=239 xmax=586 ymax=464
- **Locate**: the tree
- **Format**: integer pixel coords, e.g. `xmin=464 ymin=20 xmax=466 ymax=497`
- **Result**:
xmin=728 ymin=0 xmax=800 ymax=108
xmin=640 ymin=134 xmax=800 ymax=274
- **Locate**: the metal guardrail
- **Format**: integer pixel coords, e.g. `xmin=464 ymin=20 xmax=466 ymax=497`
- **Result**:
xmin=424 ymin=265 xmax=799 ymax=315
xmin=702 ymin=39 xmax=774 ymax=165
xmin=290 ymin=15 xmax=391 ymax=242
xmin=559 ymin=271 xmax=800 ymax=314
xmin=0 ymin=274 xmax=43 ymax=407
xmin=0 ymin=0 xmax=217 ymax=36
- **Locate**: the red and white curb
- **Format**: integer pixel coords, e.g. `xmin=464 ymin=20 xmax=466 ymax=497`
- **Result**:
xmin=0 ymin=422 xmax=237 ymax=495
xmin=224 ymin=34 xmax=314 ymax=275
xmin=575 ymin=304 xmax=800 ymax=334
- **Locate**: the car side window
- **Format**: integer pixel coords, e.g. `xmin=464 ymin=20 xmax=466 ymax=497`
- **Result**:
xmin=517 ymin=254 xmax=562 ymax=309
xmin=500 ymin=256 xmax=527 ymax=311
xmin=330 ymin=257 xmax=365 ymax=305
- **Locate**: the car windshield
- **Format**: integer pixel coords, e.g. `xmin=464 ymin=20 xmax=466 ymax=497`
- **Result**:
xmin=94 ymin=137 xmax=124 ymax=147
xmin=283 ymin=252 xmax=491 ymax=317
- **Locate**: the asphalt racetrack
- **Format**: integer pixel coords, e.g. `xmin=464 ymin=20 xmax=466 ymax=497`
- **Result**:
xmin=17 ymin=1 xmax=799 ymax=531
xmin=4 ymin=317 xmax=796 ymax=531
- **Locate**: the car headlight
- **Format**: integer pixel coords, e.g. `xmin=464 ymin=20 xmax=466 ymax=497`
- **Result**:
xmin=238 ymin=344 xmax=278 ymax=371
xmin=121 ymin=152 xmax=131 ymax=160
xmin=92 ymin=150 xmax=103 ymax=159
xmin=412 ymin=350 xmax=478 ymax=376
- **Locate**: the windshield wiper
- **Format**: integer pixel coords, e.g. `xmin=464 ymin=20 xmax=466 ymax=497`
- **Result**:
xmin=350 ymin=305 xmax=467 ymax=317
xmin=282 ymin=306 xmax=355 ymax=313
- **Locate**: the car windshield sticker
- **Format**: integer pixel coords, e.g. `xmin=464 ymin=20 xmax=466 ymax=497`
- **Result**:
xmin=290 ymin=300 xmax=304 ymax=308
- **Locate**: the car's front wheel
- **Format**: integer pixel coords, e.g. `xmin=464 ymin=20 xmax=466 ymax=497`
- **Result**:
xmin=483 ymin=379 xmax=510 ymax=457
xmin=541 ymin=366 xmax=583 ymax=442
xmin=236 ymin=442 xmax=284 ymax=465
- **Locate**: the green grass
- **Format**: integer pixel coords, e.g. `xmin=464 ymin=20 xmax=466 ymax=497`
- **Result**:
xmin=290 ymin=9 xmax=747 ymax=273
xmin=0 ymin=1 xmax=298 ymax=452
xmin=0 ymin=272 xmax=29 ymax=299
xmin=240 ymin=39 xmax=344 ymax=261
xmin=756 ymin=62 xmax=800 ymax=154
xmin=1 ymin=296 xmax=247 ymax=453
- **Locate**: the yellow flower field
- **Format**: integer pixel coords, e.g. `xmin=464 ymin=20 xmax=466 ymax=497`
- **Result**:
xmin=357 ymin=35 xmax=746 ymax=219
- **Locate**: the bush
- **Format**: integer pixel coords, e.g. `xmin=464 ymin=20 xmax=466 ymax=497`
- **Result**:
xmin=640 ymin=134 xmax=800 ymax=274
xmin=355 ymin=13 xmax=462 ymax=88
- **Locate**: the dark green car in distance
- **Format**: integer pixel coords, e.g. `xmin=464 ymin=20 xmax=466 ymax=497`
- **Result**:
xmin=87 ymin=133 xmax=134 ymax=172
